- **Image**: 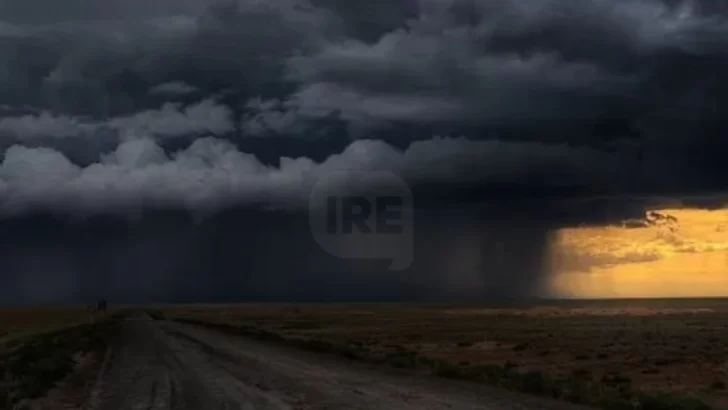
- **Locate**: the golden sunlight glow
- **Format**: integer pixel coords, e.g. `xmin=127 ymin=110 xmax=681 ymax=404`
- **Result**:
xmin=549 ymin=208 xmax=728 ymax=298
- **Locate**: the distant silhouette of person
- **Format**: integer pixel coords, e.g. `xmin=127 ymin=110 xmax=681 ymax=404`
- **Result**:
xmin=97 ymin=298 xmax=108 ymax=313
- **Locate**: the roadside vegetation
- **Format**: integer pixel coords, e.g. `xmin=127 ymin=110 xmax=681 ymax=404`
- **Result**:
xmin=0 ymin=310 xmax=126 ymax=409
xmin=154 ymin=302 xmax=728 ymax=410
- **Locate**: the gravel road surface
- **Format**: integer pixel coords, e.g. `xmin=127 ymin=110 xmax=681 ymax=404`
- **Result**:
xmin=80 ymin=315 xmax=590 ymax=410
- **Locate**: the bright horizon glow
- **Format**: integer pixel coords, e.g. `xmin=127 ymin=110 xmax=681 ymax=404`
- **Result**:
xmin=548 ymin=208 xmax=728 ymax=299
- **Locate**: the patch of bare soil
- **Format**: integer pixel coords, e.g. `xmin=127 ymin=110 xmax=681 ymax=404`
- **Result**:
xmin=63 ymin=316 xmax=591 ymax=410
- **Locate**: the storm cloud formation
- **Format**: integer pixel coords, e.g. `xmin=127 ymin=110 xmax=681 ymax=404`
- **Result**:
xmin=1 ymin=0 xmax=727 ymax=303
xmin=0 ymin=0 xmax=726 ymax=195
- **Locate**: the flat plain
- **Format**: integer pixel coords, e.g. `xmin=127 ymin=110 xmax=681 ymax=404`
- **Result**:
xmin=162 ymin=299 xmax=728 ymax=409
xmin=3 ymin=300 xmax=728 ymax=409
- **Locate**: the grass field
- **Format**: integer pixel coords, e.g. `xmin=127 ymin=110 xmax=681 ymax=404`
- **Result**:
xmin=161 ymin=299 xmax=728 ymax=410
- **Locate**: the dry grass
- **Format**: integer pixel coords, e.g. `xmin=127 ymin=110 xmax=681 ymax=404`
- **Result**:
xmin=0 ymin=306 xmax=97 ymax=348
xmin=161 ymin=299 xmax=728 ymax=409
xmin=0 ymin=307 xmax=124 ymax=407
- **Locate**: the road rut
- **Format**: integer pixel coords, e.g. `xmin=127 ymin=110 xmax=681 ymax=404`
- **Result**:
xmin=81 ymin=315 xmax=590 ymax=410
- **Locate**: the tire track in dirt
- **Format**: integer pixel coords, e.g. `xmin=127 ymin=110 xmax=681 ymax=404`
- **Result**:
xmin=82 ymin=314 xmax=592 ymax=410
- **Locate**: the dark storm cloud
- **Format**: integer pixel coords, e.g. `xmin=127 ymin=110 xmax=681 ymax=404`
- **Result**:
xmin=0 ymin=0 xmax=205 ymax=24
xmin=149 ymin=81 xmax=200 ymax=96
xmin=0 ymin=132 xmax=655 ymax=305
xmin=0 ymin=0 xmax=723 ymax=201
xmin=0 ymin=0 xmax=724 ymax=129
xmin=0 ymin=0 xmax=723 ymax=198
xmin=253 ymin=0 xmax=728 ymax=133
xmin=1 ymin=0 xmax=728 ymax=303
xmin=0 ymin=136 xmax=622 ymax=216
xmin=106 ymin=98 xmax=234 ymax=137
xmin=0 ymin=99 xmax=234 ymax=140
xmin=0 ymin=112 xmax=96 ymax=139
xmin=280 ymin=12 xmax=626 ymax=127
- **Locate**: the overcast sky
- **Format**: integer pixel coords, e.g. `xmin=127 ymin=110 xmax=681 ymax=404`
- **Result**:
xmin=1 ymin=0 xmax=727 ymax=213
xmin=1 ymin=0 xmax=727 ymax=303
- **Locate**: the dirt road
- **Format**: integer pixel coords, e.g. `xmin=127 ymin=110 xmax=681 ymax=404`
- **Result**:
xmin=80 ymin=315 xmax=589 ymax=410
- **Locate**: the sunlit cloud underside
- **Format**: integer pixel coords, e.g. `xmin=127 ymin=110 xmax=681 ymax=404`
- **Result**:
xmin=549 ymin=208 xmax=728 ymax=298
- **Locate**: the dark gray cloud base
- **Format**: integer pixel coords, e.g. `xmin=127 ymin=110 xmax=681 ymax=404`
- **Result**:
xmin=0 ymin=208 xmax=550 ymax=304
xmin=0 ymin=136 xmax=623 ymax=215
